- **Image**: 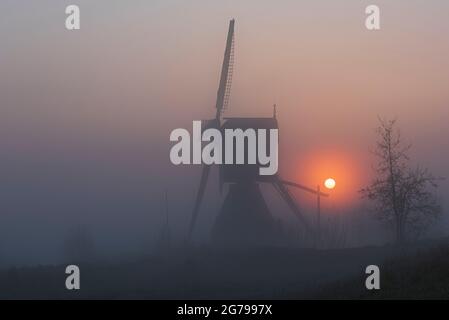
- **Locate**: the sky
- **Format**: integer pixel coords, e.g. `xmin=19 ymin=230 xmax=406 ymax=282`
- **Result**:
xmin=1 ymin=0 xmax=449 ymax=265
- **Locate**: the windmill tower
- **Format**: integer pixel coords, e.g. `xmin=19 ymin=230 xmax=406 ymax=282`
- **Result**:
xmin=188 ymin=20 xmax=327 ymax=246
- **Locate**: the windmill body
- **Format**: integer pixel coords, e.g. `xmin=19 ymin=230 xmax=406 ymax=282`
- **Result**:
xmin=211 ymin=117 xmax=281 ymax=245
xmin=189 ymin=20 xmax=322 ymax=246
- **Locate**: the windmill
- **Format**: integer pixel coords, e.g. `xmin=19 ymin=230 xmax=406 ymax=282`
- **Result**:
xmin=188 ymin=19 xmax=328 ymax=245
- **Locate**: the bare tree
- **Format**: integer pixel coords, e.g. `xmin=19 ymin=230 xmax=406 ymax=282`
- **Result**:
xmin=360 ymin=118 xmax=442 ymax=243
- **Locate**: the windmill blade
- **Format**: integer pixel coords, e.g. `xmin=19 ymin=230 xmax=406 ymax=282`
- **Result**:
xmin=215 ymin=19 xmax=235 ymax=122
xmin=188 ymin=20 xmax=235 ymax=239
xmin=188 ymin=164 xmax=211 ymax=238
xmin=187 ymin=118 xmax=219 ymax=238
xmin=280 ymin=179 xmax=329 ymax=197
xmin=273 ymin=176 xmax=313 ymax=235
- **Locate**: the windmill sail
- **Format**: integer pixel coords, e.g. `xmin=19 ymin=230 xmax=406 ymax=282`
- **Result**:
xmin=215 ymin=19 xmax=235 ymax=122
xmin=188 ymin=19 xmax=235 ymax=239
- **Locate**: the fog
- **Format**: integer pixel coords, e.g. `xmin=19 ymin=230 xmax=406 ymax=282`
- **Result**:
xmin=1 ymin=0 xmax=449 ymax=267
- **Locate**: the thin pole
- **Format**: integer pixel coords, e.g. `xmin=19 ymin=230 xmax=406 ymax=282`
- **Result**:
xmin=317 ymin=184 xmax=321 ymax=247
xmin=165 ymin=190 xmax=169 ymax=226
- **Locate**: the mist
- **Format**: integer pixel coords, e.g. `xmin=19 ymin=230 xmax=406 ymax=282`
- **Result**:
xmin=1 ymin=0 xmax=449 ymax=270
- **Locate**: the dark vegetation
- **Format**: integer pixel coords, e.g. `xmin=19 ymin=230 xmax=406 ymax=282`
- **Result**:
xmin=309 ymin=239 xmax=449 ymax=299
xmin=1 ymin=238 xmax=448 ymax=299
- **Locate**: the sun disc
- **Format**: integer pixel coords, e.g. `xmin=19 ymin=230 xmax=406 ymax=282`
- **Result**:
xmin=324 ymin=178 xmax=336 ymax=189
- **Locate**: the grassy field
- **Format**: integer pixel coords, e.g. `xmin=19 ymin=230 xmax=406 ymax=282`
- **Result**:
xmin=308 ymin=242 xmax=449 ymax=299
xmin=1 ymin=239 xmax=448 ymax=299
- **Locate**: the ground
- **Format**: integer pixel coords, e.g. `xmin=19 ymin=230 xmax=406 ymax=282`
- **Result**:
xmin=1 ymin=239 xmax=448 ymax=299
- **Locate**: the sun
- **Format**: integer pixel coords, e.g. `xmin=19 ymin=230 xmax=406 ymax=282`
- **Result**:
xmin=324 ymin=178 xmax=336 ymax=190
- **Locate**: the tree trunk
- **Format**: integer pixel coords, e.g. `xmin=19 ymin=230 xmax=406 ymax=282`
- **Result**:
xmin=396 ymin=215 xmax=405 ymax=244
xmin=395 ymin=215 xmax=402 ymax=244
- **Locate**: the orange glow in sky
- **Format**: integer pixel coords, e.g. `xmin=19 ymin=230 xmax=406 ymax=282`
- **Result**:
xmin=290 ymin=149 xmax=364 ymax=207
